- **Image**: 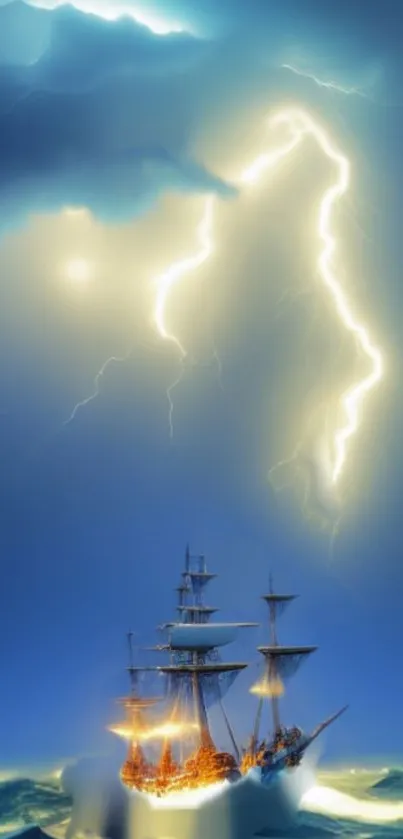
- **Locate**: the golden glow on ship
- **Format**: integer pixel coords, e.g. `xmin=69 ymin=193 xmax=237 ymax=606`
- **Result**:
xmin=152 ymin=107 xmax=384 ymax=492
xmin=110 ymin=711 xmax=240 ymax=794
xmin=109 ymin=720 xmax=200 ymax=742
xmin=250 ymin=676 xmax=284 ymax=698
xmin=119 ymin=740 xmax=240 ymax=796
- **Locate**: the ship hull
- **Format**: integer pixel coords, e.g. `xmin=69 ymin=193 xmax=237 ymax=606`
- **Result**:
xmin=63 ymin=754 xmax=317 ymax=839
xmin=130 ymin=758 xmax=317 ymax=839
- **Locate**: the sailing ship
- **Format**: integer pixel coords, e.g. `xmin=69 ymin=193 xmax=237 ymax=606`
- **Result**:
xmin=108 ymin=547 xmax=347 ymax=796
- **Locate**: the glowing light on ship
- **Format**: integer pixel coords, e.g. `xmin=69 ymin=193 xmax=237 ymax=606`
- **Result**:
xmin=109 ymin=720 xmax=200 ymax=742
xmin=250 ymin=676 xmax=284 ymax=698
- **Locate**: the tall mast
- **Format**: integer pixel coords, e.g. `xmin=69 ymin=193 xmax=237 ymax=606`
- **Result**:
xmin=257 ymin=577 xmax=317 ymax=736
xmin=266 ymin=575 xmax=282 ymax=732
xmin=191 ymin=653 xmax=215 ymax=748
xmin=108 ymin=630 xmax=165 ymax=789
xmin=186 ymin=550 xmax=214 ymax=747
xmin=127 ymin=630 xmax=136 ymax=696
xmin=120 ymin=631 xmax=160 ymax=705
xmin=158 ymin=545 xmax=257 ymax=753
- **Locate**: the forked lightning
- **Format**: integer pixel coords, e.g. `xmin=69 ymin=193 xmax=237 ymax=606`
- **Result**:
xmin=152 ymin=107 xmax=383 ymax=491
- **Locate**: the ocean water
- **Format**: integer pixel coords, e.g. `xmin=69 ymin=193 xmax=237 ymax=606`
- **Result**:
xmin=1 ymin=765 xmax=403 ymax=839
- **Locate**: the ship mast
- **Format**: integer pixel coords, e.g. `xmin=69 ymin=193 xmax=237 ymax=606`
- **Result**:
xmin=108 ymin=629 xmax=165 ymax=788
xmin=158 ymin=545 xmax=256 ymax=755
xmin=185 ymin=550 xmax=218 ymax=747
xmin=256 ymin=576 xmax=317 ymax=737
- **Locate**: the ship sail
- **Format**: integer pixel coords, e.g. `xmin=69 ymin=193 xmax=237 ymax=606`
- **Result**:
xmin=160 ymin=661 xmax=245 ymax=710
xmin=257 ymin=645 xmax=317 ymax=680
xmin=262 ymin=592 xmax=297 ymax=619
xmin=169 ymin=622 xmax=256 ymax=651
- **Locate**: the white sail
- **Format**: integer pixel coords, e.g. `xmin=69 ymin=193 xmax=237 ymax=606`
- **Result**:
xmin=168 ymin=622 xmax=256 ymax=651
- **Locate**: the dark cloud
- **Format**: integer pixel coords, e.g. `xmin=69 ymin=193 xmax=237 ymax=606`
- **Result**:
xmin=0 ymin=1 xmax=52 ymax=66
xmin=0 ymin=2 xmax=238 ymax=235
xmin=0 ymin=140 xmax=236 ymax=235
xmin=29 ymin=6 xmax=204 ymax=84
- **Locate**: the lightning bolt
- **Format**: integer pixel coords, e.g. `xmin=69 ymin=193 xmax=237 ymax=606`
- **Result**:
xmin=165 ymin=364 xmax=185 ymax=439
xmin=152 ymin=107 xmax=384 ymax=495
xmin=63 ymin=350 xmax=132 ymax=426
xmin=152 ymin=195 xmax=215 ymax=436
xmin=211 ymin=343 xmax=224 ymax=392
xmin=153 ymin=197 xmax=215 ymax=354
xmin=281 ymin=64 xmax=403 ymax=112
xmin=62 ymin=189 xmax=216 ymax=435
xmin=281 ymin=64 xmax=370 ymax=99
xmin=246 ymin=108 xmax=383 ymax=487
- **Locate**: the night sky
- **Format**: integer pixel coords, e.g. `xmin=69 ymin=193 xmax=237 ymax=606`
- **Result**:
xmin=0 ymin=0 xmax=402 ymax=769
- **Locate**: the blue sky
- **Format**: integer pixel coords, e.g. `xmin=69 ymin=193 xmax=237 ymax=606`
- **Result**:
xmin=0 ymin=0 xmax=402 ymax=767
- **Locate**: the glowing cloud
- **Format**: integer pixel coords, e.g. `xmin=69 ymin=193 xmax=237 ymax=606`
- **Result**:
xmin=65 ymin=257 xmax=92 ymax=285
xmin=152 ymin=107 xmax=384 ymax=492
xmin=24 ymin=0 xmax=187 ymax=35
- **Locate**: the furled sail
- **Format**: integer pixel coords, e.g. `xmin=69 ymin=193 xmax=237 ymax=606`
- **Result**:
xmin=168 ymin=622 xmax=256 ymax=651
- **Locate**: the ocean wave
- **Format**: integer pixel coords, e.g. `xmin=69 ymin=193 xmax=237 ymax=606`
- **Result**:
xmin=303 ymin=784 xmax=403 ymax=824
xmin=0 ymin=779 xmax=71 ymax=835
xmin=2 ymin=770 xmax=403 ymax=838
xmin=370 ymin=769 xmax=403 ymax=798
